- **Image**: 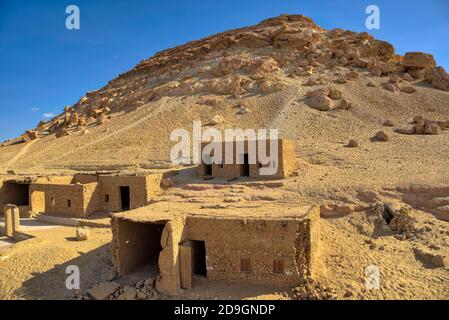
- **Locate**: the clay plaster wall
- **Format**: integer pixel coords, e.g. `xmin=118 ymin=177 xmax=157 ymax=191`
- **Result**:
xmin=26 ymin=173 xmax=162 ymax=217
xmin=184 ymin=214 xmax=317 ymax=287
xmin=198 ymin=139 xmax=296 ymax=180
xmin=29 ymin=183 xmax=87 ymax=217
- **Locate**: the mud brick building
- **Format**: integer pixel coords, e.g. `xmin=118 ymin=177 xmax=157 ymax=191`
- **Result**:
xmin=0 ymin=172 xmax=162 ymax=218
xmin=111 ymin=203 xmax=320 ymax=296
xmin=198 ymin=139 xmax=296 ymax=179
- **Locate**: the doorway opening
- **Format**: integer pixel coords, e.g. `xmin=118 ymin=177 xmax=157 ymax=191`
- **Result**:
xmin=117 ymin=220 xmax=164 ymax=276
xmin=120 ymin=186 xmax=130 ymax=211
xmin=204 ymin=164 xmax=212 ymax=176
xmin=191 ymin=240 xmax=207 ymax=276
xmin=5 ymin=182 xmax=30 ymax=206
xmin=241 ymin=154 xmax=250 ymax=177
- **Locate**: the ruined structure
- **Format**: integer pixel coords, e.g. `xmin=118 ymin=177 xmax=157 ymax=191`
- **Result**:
xmin=198 ymin=139 xmax=296 ymax=179
xmin=0 ymin=173 xmax=162 ymax=218
xmin=111 ymin=203 xmax=320 ymax=296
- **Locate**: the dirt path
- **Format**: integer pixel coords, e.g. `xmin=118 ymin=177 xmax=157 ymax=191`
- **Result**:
xmin=51 ymin=98 xmax=168 ymax=162
xmin=5 ymin=139 xmax=37 ymax=168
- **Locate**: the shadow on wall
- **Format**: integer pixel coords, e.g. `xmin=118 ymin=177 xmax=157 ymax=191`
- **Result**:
xmin=13 ymin=244 xmax=114 ymax=300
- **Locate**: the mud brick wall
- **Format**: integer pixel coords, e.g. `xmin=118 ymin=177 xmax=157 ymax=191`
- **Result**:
xmin=92 ymin=176 xmax=150 ymax=212
xmin=294 ymin=206 xmax=320 ymax=277
xmin=17 ymin=205 xmax=31 ymax=218
xmin=29 ymin=183 xmax=87 ymax=217
xmin=199 ymin=139 xmax=296 ymax=180
xmin=145 ymin=173 xmax=163 ymax=201
xmin=184 ymin=213 xmax=319 ymax=287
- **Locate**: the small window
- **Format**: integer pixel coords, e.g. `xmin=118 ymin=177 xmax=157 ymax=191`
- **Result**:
xmin=273 ymin=258 xmax=285 ymax=274
xmin=67 ymin=199 xmax=72 ymax=208
xmin=105 ymin=194 xmax=110 ymax=203
xmin=219 ymin=164 xmax=224 ymax=169
xmin=241 ymin=257 xmax=251 ymax=273
xmin=51 ymin=197 xmax=55 ymax=206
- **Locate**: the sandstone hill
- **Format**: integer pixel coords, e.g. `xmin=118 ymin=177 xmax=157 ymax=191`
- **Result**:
xmin=0 ymin=14 xmax=448 ymax=179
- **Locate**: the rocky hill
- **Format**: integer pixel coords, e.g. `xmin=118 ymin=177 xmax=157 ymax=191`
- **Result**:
xmin=1 ymin=14 xmax=448 ymax=173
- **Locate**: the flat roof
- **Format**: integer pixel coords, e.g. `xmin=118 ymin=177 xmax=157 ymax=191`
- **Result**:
xmin=113 ymin=201 xmax=317 ymax=223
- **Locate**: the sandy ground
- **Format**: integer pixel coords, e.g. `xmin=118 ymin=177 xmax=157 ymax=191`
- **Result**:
xmin=0 ymin=225 xmax=113 ymax=300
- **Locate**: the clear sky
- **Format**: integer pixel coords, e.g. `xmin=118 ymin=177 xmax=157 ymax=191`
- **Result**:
xmin=1 ymin=0 xmax=448 ymax=141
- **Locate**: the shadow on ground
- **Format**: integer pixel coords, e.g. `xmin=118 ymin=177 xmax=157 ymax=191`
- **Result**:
xmin=15 ymin=244 xmax=115 ymax=300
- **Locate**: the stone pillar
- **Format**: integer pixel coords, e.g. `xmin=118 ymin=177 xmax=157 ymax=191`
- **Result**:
xmin=3 ymin=204 xmax=20 ymax=237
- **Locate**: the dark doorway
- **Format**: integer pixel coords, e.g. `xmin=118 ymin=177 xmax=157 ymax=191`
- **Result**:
xmin=204 ymin=164 xmax=212 ymax=176
xmin=5 ymin=182 xmax=30 ymax=206
xmin=120 ymin=186 xmax=130 ymax=211
xmin=191 ymin=240 xmax=207 ymax=276
xmin=242 ymin=154 xmax=250 ymax=177
xmin=117 ymin=220 xmax=164 ymax=275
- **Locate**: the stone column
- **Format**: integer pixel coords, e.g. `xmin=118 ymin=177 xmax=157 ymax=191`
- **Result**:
xmin=3 ymin=204 xmax=20 ymax=237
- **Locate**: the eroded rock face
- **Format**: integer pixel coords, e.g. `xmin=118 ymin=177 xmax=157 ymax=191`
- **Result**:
xmin=425 ymin=66 xmax=449 ymax=91
xmin=18 ymin=14 xmax=449 ymax=139
xmin=403 ymin=52 xmax=436 ymax=69
xmin=395 ymin=116 xmax=447 ymax=136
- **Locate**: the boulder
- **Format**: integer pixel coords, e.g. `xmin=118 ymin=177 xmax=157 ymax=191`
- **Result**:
xmin=424 ymin=121 xmax=440 ymax=135
xmin=76 ymin=227 xmax=89 ymax=241
xmin=402 ymin=73 xmax=414 ymax=82
xmin=78 ymin=116 xmax=87 ymax=127
xmin=69 ymin=112 xmax=79 ymax=125
xmin=395 ymin=125 xmax=415 ymax=135
xmin=55 ymin=128 xmax=69 ymax=138
xmin=121 ymin=286 xmax=137 ymax=300
xmin=328 ymin=87 xmax=342 ymax=100
xmin=414 ymin=121 xmax=425 ymax=135
xmin=88 ymin=282 xmax=120 ymax=300
xmin=389 ymin=75 xmax=402 ymax=84
xmin=413 ymin=115 xmax=425 ymax=123
xmin=383 ymin=120 xmax=394 ymax=127
xmin=346 ymin=139 xmax=358 ymax=148
xmin=400 ymin=86 xmax=416 ymax=94
xmin=346 ymin=71 xmax=360 ymax=80
xmin=384 ymin=83 xmax=400 ymax=94
xmin=373 ymin=131 xmax=389 ymax=142
xmin=425 ymin=66 xmax=449 ymax=91
xmin=371 ymin=67 xmax=382 ymax=77
xmin=306 ymin=91 xmax=334 ymax=111
xmin=403 ymin=52 xmax=436 ymax=69
xmin=97 ymin=113 xmax=107 ymax=125
xmin=338 ymin=98 xmax=352 ymax=110
xmin=22 ymin=130 xmax=37 ymax=141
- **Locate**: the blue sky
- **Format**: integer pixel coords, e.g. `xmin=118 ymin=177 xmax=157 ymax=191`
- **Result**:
xmin=0 ymin=0 xmax=448 ymax=141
